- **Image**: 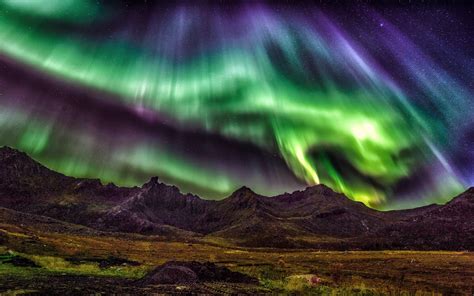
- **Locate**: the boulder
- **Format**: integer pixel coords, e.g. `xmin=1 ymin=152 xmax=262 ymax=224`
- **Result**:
xmin=140 ymin=261 xmax=258 ymax=285
xmin=142 ymin=265 xmax=198 ymax=285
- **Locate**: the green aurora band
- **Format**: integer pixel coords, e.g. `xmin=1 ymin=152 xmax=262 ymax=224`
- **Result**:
xmin=0 ymin=2 xmax=471 ymax=209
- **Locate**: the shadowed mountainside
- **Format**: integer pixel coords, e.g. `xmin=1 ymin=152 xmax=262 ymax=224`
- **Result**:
xmin=0 ymin=146 xmax=473 ymax=250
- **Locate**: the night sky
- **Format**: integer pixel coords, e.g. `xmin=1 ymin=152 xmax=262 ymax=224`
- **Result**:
xmin=0 ymin=1 xmax=472 ymax=209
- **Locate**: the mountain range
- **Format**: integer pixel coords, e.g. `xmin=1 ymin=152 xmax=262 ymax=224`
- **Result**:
xmin=0 ymin=146 xmax=473 ymax=250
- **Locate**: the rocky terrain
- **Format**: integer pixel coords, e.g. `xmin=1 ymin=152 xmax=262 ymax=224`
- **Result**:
xmin=0 ymin=146 xmax=473 ymax=250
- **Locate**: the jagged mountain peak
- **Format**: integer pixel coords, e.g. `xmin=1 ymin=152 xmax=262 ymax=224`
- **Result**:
xmin=273 ymin=184 xmax=342 ymax=203
xmin=0 ymin=145 xmax=21 ymax=156
xmin=0 ymin=146 xmax=34 ymax=163
xmin=304 ymin=183 xmax=339 ymax=195
xmin=143 ymin=176 xmax=160 ymax=187
xmin=227 ymin=186 xmax=261 ymax=206
xmin=229 ymin=186 xmax=257 ymax=197
xmin=140 ymin=176 xmax=190 ymax=201
xmin=0 ymin=146 xmax=68 ymax=181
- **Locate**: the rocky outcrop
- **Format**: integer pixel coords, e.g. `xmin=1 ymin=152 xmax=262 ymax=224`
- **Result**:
xmin=139 ymin=261 xmax=258 ymax=285
xmin=1 ymin=146 xmax=473 ymax=250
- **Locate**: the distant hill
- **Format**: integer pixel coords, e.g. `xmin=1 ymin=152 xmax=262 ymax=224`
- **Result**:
xmin=0 ymin=146 xmax=473 ymax=250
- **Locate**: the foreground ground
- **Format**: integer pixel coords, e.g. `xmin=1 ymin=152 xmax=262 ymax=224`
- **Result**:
xmin=0 ymin=208 xmax=473 ymax=295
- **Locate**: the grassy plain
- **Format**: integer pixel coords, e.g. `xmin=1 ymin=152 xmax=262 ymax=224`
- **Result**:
xmin=0 ymin=211 xmax=473 ymax=295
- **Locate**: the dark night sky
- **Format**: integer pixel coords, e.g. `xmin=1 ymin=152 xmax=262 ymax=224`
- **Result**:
xmin=0 ymin=1 xmax=472 ymax=209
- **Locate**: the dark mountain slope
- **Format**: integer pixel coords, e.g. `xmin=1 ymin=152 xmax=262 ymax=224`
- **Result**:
xmin=0 ymin=146 xmax=473 ymax=250
xmin=0 ymin=146 xmax=137 ymax=226
xmin=0 ymin=146 xmax=73 ymax=201
xmin=362 ymin=188 xmax=474 ymax=250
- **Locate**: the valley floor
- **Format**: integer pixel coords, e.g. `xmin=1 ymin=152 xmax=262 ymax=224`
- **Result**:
xmin=1 ymin=208 xmax=473 ymax=295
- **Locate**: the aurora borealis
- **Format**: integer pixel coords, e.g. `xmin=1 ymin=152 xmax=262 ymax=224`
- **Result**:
xmin=0 ymin=1 xmax=472 ymax=209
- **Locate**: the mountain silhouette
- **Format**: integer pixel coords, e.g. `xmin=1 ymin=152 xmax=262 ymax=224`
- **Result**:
xmin=0 ymin=146 xmax=472 ymax=250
